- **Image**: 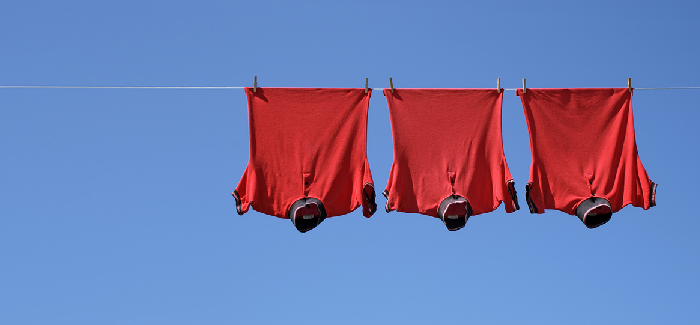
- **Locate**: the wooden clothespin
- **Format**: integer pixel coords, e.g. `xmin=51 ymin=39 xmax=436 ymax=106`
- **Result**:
xmin=254 ymin=76 xmax=257 ymax=93
xmin=628 ymin=78 xmax=632 ymax=93
xmin=497 ymin=78 xmax=501 ymax=93
xmin=390 ymin=77 xmax=394 ymax=93
xmin=365 ymin=78 xmax=368 ymax=93
xmin=523 ymin=78 xmax=526 ymax=94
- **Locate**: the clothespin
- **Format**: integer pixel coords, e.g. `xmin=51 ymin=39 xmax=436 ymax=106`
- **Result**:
xmin=523 ymin=78 xmax=526 ymax=94
xmin=628 ymin=78 xmax=632 ymax=93
xmin=254 ymin=76 xmax=257 ymax=93
xmin=365 ymin=78 xmax=368 ymax=93
xmin=390 ymin=77 xmax=394 ymax=93
xmin=497 ymin=78 xmax=501 ymax=93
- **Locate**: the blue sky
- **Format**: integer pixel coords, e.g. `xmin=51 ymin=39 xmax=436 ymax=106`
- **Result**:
xmin=1 ymin=1 xmax=699 ymax=324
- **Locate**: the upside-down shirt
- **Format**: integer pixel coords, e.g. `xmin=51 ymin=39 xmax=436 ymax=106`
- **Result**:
xmin=233 ymin=87 xmax=377 ymax=219
xmin=517 ymin=88 xmax=656 ymax=215
xmin=383 ymin=88 xmax=519 ymax=217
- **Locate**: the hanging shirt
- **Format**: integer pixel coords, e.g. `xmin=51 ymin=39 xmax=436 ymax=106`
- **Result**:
xmin=233 ymin=87 xmax=377 ymax=221
xmin=518 ymin=88 xmax=657 ymax=219
xmin=383 ymin=88 xmax=519 ymax=219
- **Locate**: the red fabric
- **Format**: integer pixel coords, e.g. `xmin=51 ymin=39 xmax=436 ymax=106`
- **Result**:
xmin=383 ymin=89 xmax=518 ymax=217
xmin=444 ymin=202 xmax=468 ymax=217
xmin=518 ymin=88 xmax=656 ymax=215
xmin=234 ymin=87 xmax=376 ymax=219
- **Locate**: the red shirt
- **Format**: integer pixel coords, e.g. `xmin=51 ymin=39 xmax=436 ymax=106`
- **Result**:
xmin=518 ymin=88 xmax=656 ymax=215
xmin=234 ymin=88 xmax=376 ymax=219
xmin=383 ymin=88 xmax=519 ymax=217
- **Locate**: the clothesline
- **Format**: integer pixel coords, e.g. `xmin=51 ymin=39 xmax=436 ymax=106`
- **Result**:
xmin=0 ymin=86 xmax=245 ymax=89
xmin=1 ymin=85 xmax=700 ymax=90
